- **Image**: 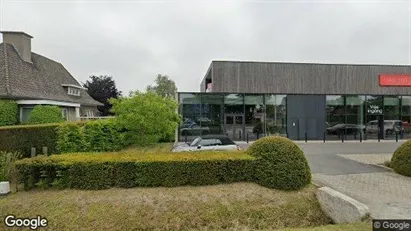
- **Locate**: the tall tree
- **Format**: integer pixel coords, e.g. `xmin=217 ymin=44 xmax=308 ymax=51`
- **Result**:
xmin=110 ymin=91 xmax=180 ymax=145
xmin=146 ymin=74 xmax=177 ymax=98
xmin=84 ymin=75 xmax=122 ymax=116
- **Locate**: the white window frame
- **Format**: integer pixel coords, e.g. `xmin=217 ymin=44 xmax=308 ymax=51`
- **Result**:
xmin=19 ymin=107 xmax=34 ymax=123
xmin=61 ymin=108 xmax=68 ymax=121
xmin=68 ymin=87 xmax=81 ymax=96
xmin=86 ymin=110 xmax=94 ymax=117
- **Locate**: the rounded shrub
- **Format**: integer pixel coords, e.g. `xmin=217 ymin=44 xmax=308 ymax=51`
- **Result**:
xmin=391 ymin=140 xmax=411 ymax=177
xmin=247 ymin=136 xmax=311 ymax=190
xmin=27 ymin=105 xmax=65 ymax=124
xmin=0 ymin=100 xmax=18 ymax=126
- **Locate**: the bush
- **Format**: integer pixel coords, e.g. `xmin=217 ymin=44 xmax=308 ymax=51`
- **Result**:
xmin=0 ymin=124 xmax=60 ymax=157
xmin=0 ymin=151 xmax=22 ymax=182
xmin=391 ymin=140 xmax=411 ymax=177
xmin=247 ymin=136 xmax=311 ymax=190
xmin=15 ymin=151 xmax=254 ymax=190
xmin=56 ymin=123 xmax=85 ymax=153
xmin=27 ymin=105 xmax=65 ymax=124
xmin=0 ymin=100 xmax=18 ymax=126
xmin=83 ymin=119 xmax=129 ymax=152
xmin=110 ymin=91 xmax=180 ymax=145
xmin=56 ymin=120 xmax=131 ymax=153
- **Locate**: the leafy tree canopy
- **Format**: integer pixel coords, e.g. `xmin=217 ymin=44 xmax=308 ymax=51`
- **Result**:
xmin=84 ymin=75 xmax=122 ymax=116
xmin=146 ymin=74 xmax=177 ymax=98
xmin=110 ymin=91 xmax=180 ymax=145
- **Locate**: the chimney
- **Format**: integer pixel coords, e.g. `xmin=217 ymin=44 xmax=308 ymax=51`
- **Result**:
xmin=1 ymin=31 xmax=33 ymax=63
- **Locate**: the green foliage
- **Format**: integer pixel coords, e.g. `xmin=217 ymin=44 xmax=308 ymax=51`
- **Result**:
xmin=391 ymin=140 xmax=411 ymax=177
xmin=146 ymin=74 xmax=177 ymax=98
xmin=15 ymin=151 xmax=254 ymax=190
xmin=57 ymin=120 xmax=130 ymax=153
xmin=0 ymin=100 xmax=18 ymax=126
xmin=27 ymin=105 xmax=65 ymax=124
xmin=56 ymin=123 xmax=85 ymax=153
xmin=83 ymin=119 xmax=129 ymax=152
xmin=83 ymin=75 xmax=122 ymax=116
xmin=110 ymin=91 xmax=180 ymax=145
xmin=247 ymin=136 xmax=311 ymax=190
xmin=0 ymin=151 xmax=22 ymax=182
xmin=0 ymin=124 xmax=60 ymax=157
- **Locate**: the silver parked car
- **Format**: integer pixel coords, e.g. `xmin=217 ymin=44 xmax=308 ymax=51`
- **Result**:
xmin=171 ymin=135 xmax=241 ymax=152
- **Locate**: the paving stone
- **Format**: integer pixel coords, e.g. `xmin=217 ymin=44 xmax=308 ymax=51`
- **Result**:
xmin=313 ymin=172 xmax=411 ymax=219
xmin=338 ymin=153 xmax=393 ymax=165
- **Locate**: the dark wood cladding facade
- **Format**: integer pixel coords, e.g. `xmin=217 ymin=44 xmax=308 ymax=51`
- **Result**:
xmin=208 ymin=61 xmax=411 ymax=95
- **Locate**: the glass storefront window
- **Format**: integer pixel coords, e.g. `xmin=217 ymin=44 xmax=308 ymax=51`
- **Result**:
xmin=179 ymin=93 xmax=202 ymax=141
xmin=178 ymin=93 xmax=410 ymax=141
xmin=265 ymin=94 xmax=287 ymax=136
xmin=326 ymin=95 xmax=345 ymax=140
xmin=383 ymin=96 xmax=400 ymax=139
xmin=201 ymin=94 xmax=224 ymax=137
xmin=344 ymin=95 xmax=366 ymax=140
xmin=245 ymin=95 xmax=264 ymax=140
xmin=384 ymin=96 xmax=400 ymax=119
xmin=365 ymin=95 xmax=384 ymax=139
xmin=224 ymin=94 xmax=244 ymax=140
xmin=401 ymin=96 xmax=411 ymax=138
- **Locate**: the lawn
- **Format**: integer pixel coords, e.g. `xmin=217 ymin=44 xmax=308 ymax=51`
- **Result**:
xmin=281 ymin=222 xmax=370 ymax=231
xmin=0 ymin=183 xmax=331 ymax=230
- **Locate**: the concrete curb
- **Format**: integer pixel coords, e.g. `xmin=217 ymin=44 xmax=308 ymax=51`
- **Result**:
xmin=316 ymin=186 xmax=370 ymax=224
xmin=371 ymin=163 xmax=394 ymax=172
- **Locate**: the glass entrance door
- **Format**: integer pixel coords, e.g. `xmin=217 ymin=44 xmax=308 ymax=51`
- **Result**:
xmin=224 ymin=114 xmax=244 ymax=140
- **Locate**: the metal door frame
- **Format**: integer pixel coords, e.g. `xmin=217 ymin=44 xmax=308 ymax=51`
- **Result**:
xmin=224 ymin=113 xmax=245 ymax=140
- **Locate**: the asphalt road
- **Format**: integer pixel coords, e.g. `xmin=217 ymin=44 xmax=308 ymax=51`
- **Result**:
xmin=238 ymin=141 xmax=404 ymax=175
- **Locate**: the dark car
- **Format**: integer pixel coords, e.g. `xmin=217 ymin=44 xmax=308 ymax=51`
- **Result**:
xmin=326 ymin=124 xmax=365 ymax=135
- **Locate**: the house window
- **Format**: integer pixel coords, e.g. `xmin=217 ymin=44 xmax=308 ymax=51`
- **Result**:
xmin=86 ymin=110 xmax=94 ymax=117
xmin=21 ymin=107 xmax=34 ymax=123
xmin=61 ymin=108 xmax=68 ymax=120
xmin=67 ymin=87 xmax=81 ymax=96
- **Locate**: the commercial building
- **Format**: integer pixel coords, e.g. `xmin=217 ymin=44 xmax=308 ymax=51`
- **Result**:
xmin=178 ymin=61 xmax=411 ymax=142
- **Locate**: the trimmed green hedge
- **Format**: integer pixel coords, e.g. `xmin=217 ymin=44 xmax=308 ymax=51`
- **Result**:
xmin=0 ymin=123 xmax=60 ymax=158
xmin=56 ymin=119 xmax=131 ymax=153
xmin=15 ymin=152 xmax=255 ymax=190
xmin=391 ymin=140 xmax=411 ymax=177
xmin=0 ymin=100 xmax=18 ymax=126
xmin=247 ymin=136 xmax=311 ymax=190
xmin=27 ymin=105 xmax=65 ymax=124
xmin=0 ymin=120 xmax=129 ymax=158
xmin=56 ymin=123 xmax=85 ymax=153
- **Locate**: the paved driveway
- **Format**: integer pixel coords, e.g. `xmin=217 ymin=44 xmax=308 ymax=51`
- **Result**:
xmin=238 ymin=140 xmax=411 ymax=219
xmin=238 ymin=141 xmax=404 ymax=175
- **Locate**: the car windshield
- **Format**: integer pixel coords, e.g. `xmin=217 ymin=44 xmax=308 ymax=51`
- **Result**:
xmin=190 ymin=137 xmax=202 ymax=146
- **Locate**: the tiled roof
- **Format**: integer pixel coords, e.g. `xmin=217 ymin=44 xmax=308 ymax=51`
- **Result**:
xmin=0 ymin=43 xmax=102 ymax=106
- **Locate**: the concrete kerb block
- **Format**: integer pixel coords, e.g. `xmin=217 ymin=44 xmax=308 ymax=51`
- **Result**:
xmin=316 ymin=186 xmax=370 ymax=224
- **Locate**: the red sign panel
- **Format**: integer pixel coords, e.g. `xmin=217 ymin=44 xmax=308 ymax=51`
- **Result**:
xmin=379 ymin=74 xmax=411 ymax=86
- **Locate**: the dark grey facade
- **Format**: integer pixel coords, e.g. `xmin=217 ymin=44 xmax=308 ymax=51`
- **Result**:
xmin=287 ymin=95 xmax=326 ymax=140
xmin=204 ymin=61 xmax=411 ymax=95
xmin=178 ymin=61 xmax=411 ymax=142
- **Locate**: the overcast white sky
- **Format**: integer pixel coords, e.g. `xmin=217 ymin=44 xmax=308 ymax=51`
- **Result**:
xmin=1 ymin=0 xmax=410 ymax=94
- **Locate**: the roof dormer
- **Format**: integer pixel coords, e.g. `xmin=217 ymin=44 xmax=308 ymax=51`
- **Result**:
xmin=61 ymin=84 xmax=83 ymax=96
